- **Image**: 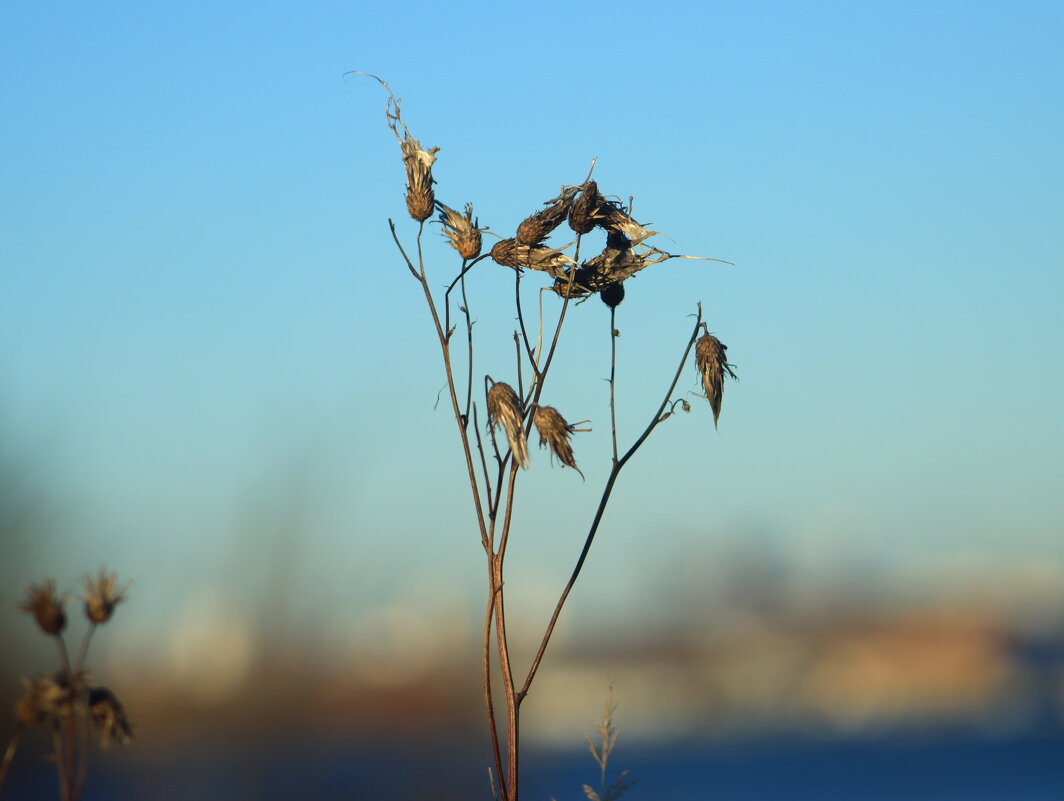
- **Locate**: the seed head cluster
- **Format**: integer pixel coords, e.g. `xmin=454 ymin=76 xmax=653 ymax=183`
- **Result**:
xmin=437 ymin=202 xmax=483 ymax=260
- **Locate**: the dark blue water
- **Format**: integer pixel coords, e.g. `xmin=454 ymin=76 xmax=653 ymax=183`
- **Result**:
xmin=6 ymin=728 xmax=1062 ymax=800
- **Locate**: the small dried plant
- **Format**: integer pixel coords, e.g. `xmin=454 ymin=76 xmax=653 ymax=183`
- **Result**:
xmin=0 ymin=569 xmax=133 ymax=800
xmin=354 ymin=73 xmax=738 ymax=800
xmin=582 ymin=685 xmax=637 ymax=801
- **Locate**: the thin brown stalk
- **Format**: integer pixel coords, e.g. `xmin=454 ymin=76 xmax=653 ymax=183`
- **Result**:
xmin=518 ymin=305 xmax=704 ymax=702
xmin=391 ymin=220 xmax=491 ymax=550
xmin=482 ymin=584 xmax=506 ymax=799
xmin=609 ymin=306 xmax=619 ymax=465
xmin=51 ymin=722 xmax=69 ymax=801
xmin=0 ymin=728 xmax=21 ymax=788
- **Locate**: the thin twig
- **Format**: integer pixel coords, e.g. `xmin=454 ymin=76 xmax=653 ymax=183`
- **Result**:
xmin=0 ymin=728 xmax=22 ymax=789
xmin=609 ymin=306 xmax=619 ymax=465
xmin=482 ymin=584 xmax=506 ymax=799
xmin=518 ymin=305 xmax=704 ymax=701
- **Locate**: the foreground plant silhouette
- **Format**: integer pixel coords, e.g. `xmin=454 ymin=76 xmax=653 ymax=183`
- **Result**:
xmin=0 ymin=570 xmax=132 ymax=800
xmin=358 ymin=74 xmax=737 ymax=800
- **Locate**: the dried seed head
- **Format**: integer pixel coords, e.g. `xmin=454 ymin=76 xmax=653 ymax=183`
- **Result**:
xmin=486 ymin=381 xmax=529 ymax=469
xmin=516 ymin=195 xmax=574 ymax=245
xmin=490 ymin=238 xmax=575 ymax=278
xmin=437 ymin=202 xmax=483 ymax=260
xmin=568 ymin=181 xmax=606 ymax=234
xmin=89 ymin=687 xmax=133 ymax=747
xmin=601 ymin=205 xmax=657 ymax=246
xmin=695 ymin=329 xmax=738 ymax=428
xmin=533 ymin=406 xmax=583 ymax=477
xmin=18 ymin=579 xmax=66 ymax=636
xmin=84 ymin=568 xmax=130 ymax=624
xmin=383 ymin=93 xmax=439 ymax=222
xmin=14 ymin=674 xmax=68 ymax=727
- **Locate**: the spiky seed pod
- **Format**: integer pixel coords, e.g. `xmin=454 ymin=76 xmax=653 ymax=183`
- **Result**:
xmin=15 ymin=674 xmax=68 ymax=726
xmin=486 ymin=382 xmax=529 ymax=469
xmin=490 ymin=238 xmax=575 ymax=278
xmin=19 ymin=580 xmax=66 ymax=636
xmin=533 ymin=406 xmax=583 ymax=477
xmin=89 ymin=687 xmax=133 ymax=747
xmin=695 ymin=330 xmax=738 ymax=428
xmin=437 ymin=202 xmax=483 ymax=260
xmin=84 ymin=568 xmax=130 ymax=624
xmin=516 ymin=197 xmax=573 ymax=245
xmin=397 ymin=133 xmax=439 ymax=222
xmin=601 ymin=206 xmax=657 ymax=246
xmin=568 ymin=181 xmax=606 ymax=234
xmin=600 ymin=282 xmax=625 ymax=308
xmin=551 ymin=271 xmax=591 ymax=299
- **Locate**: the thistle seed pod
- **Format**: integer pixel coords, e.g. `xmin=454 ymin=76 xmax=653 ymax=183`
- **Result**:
xmin=601 ymin=205 xmax=657 ymax=246
xmin=18 ymin=579 xmax=66 ymax=636
xmin=490 ymin=238 xmax=575 ymax=278
xmin=15 ymin=674 xmax=68 ymax=727
xmin=533 ymin=406 xmax=583 ymax=477
xmin=516 ymin=196 xmax=573 ymax=245
xmin=84 ymin=568 xmax=130 ymax=624
xmin=487 ymin=381 xmax=529 ymax=469
xmin=437 ymin=202 xmax=483 ymax=260
xmin=600 ymin=282 xmax=625 ymax=308
xmin=695 ymin=329 xmax=738 ymax=428
xmin=89 ymin=687 xmax=133 ymax=747
xmin=568 ymin=181 xmax=606 ymax=234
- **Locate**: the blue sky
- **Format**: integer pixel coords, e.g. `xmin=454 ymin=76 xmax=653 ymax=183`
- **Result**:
xmin=2 ymin=1 xmax=1063 ymax=644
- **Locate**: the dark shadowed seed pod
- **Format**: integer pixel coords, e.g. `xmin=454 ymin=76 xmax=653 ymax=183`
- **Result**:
xmin=437 ymin=202 xmax=483 ymax=260
xmin=568 ymin=181 xmax=606 ymax=234
xmin=600 ymin=282 xmax=625 ymax=308
xmin=695 ymin=329 xmax=738 ymax=428
xmin=551 ymin=272 xmax=590 ymax=299
xmin=533 ymin=406 xmax=583 ymax=477
xmin=18 ymin=580 xmax=66 ymax=636
xmin=89 ymin=687 xmax=133 ymax=747
xmin=486 ymin=382 xmax=529 ymax=469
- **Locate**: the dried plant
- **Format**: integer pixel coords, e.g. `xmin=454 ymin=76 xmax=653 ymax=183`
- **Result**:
xmin=358 ymin=74 xmax=739 ymax=801
xmin=0 ymin=570 xmax=133 ymax=800
xmin=695 ymin=324 xmax=738 ymax=428
xmin=582 ymin=686 xmax=637 ymax=801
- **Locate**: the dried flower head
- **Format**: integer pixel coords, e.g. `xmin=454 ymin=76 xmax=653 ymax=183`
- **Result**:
xmin=516 ymin=190 xmax=576 ymax=245
xmin=14 ymin=674 xmax=69 ymax=727
xmin=533 ymin=406 xmax=584 ymax=477
xmin=600 ymin=282 xmax=625 ymax=308
xmin=568 ymin=181 xmax=607 ymax=235
xmin=486 ymin=381 xmax=529 ymax=470
xmin=18 ymin=579 xmax=66 ymax=636
xmin=89 ymin=687 xmax=133 ymax=747
xmin=490 ymin=238 xmax=575 ymax=278
xmin=84 ymin=568 xmax=130 ymax=624
xmin=378 ymin=84 xmax=439 ymax=222
xmin=601 ymin=204 xmax=657 ymax=246
xmin=437 ymin=202 xmax=483 ymax=260
xmin=695 ymin=327 xmax=738 ymax=428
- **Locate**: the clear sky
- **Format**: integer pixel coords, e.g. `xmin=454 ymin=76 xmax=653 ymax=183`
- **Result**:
xmin=2 ymin=1 xmax=1063 ymax=653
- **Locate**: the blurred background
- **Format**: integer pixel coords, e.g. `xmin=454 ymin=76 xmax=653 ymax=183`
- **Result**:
xmin=2 ymin=1 xmax=1063 ymax=798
